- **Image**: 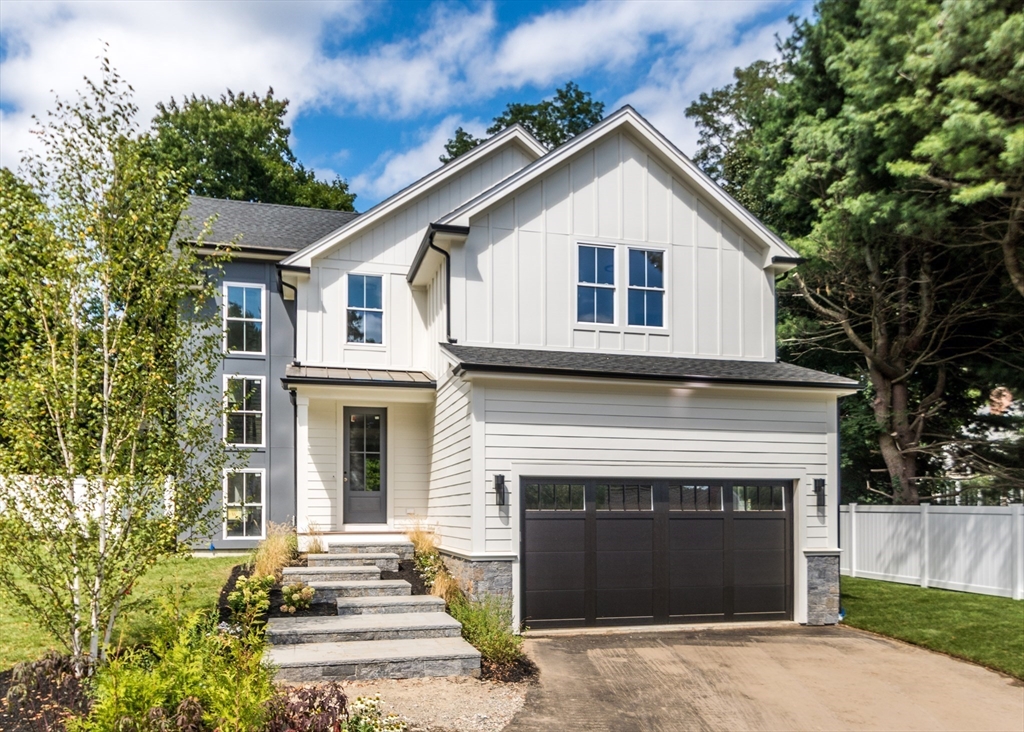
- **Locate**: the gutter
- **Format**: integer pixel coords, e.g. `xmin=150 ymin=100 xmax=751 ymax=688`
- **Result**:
xmin=772 ymin=256 xmax=807 ymax=266
xmin=408 ymin=223 xmax=469 ymax=344
xmin=280 ymin=376 xmax=436 ymax=389
xmin=452 ymin=362 xmax=860 ymax=391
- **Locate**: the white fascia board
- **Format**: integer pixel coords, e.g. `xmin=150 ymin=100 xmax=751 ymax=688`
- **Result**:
xmin=280 ymin=125 xmax=547 ymax=268
xmin=438 ymin=106 xmax=802 ymax=264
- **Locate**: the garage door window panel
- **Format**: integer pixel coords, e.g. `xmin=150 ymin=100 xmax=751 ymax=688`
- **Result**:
xmin=669 ymin=484 xmax=723 ymax=511
xmin=596 ymin=484 xmax=653 ymax=511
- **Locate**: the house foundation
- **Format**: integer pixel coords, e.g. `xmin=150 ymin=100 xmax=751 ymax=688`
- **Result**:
xmin=441 ymin=553 xmax=514 ymax=600
xmin=806 ymin=551 xmax=841 ymax=625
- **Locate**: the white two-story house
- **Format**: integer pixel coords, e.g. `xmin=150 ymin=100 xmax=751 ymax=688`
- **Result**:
xmin=277 ymin=106 xmax=857 ymax=629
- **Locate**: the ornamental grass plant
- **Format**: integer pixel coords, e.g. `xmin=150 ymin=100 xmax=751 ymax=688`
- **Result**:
xmin=252 ymin=523 xmax=298 ymax=581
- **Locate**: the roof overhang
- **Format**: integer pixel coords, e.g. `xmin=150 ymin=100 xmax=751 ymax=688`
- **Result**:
xmin=443 ymin=344 xmax=860 ymax=393
xmin=408 ymin=223 xmax=471 ymax=286
xmin=436 ymin=106 xmax=802 ymax=267
xmin=282 ymin=364 xmax=436 ymax=389
xmin=279 ymin=125 xmax=547 ymax=269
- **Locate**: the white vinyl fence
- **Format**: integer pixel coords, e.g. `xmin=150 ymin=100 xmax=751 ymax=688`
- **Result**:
xmin=840 ymin=504 xmax=1024 ymax=599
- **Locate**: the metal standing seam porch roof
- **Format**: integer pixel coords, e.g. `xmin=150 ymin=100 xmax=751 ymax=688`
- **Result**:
xmin=281 ymin=364 xmax=436 ymax=389
xmin=442 ymin=344 xmax=860 ymax=390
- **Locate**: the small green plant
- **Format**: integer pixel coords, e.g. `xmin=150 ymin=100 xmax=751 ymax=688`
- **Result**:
xmin=68 ymin=610 xmax=274 ymax=731
xmin=413 ymin=550 xmax=445 ymax=588
xmin=227 ymin=573 xmax=274 ymax=626
xmin=281 ymin=582 xmax=316 ymax=613
xmin=345 ymin=694 xmax=407 ymax=731
xmin=448 ymin=593 xmax=524 ymax=666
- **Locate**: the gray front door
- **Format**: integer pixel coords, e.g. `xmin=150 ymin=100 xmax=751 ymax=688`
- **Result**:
xmin=343 ymin=407 xmax=387 ymax=524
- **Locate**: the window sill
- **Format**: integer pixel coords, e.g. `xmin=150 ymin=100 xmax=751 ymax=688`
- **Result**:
xmin=344 ymin=342 xmax=387 ymax=351
xmin=225 ymin=351 xmax=267 ymax=359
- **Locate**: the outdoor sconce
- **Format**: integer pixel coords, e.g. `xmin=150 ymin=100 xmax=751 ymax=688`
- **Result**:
xmin=814 ymin=478 xmax=826 ymax=507
xmin=494 ymin=474 xmax=507 ymax=506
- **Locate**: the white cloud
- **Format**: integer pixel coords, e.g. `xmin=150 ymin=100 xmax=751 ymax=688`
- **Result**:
xmin=352 ymin=115 xmax=487 ymax=201
xmin=0 ymin=0 xmax=363 ymax=169
xmin=0 ymin=0 xmax=807 ymax=198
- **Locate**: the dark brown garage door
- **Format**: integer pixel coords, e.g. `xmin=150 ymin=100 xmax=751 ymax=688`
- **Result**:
xmin=521 ymin=479 xmax=793 ymax=628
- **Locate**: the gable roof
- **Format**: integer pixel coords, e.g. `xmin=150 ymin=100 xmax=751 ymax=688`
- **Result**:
xmin=431 ymin=105 xmax=800 ymax=264
xmin=174 ymin=196 xmax=358 ymax=254
xmin=279 ymin=124 xmax=548 ymax=269
xmin=443 ymin=344 xmax=859 ymax=390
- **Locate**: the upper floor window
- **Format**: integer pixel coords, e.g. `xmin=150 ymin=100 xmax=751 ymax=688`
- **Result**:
xmin=577 ymin=245 xmax=615 ymax=324
xmin=628 ymin=249 xmax=664 ymax=327
xmin=224 ymin=283 xmax=264 ymax=354
xmin=225 ymin=376 xmax=263 ymax=447
xmin=347 ymin=274 xmax=383 ymax=344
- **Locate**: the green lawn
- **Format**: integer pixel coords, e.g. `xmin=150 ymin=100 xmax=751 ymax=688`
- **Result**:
xmin=841 ymin=576 xmax=1024 ymax=679
xmin=0 ymin=556 xmax=241 ymax=670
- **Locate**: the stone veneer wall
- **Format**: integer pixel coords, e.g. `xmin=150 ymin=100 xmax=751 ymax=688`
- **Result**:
xmin=806 ymin=553 xmax=840 ymax=625
xmin=440 ymin=553 xmax=513 ymax=600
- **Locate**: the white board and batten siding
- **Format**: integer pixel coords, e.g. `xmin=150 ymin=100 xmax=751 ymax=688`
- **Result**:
xmin=450 ymin=131 xmax=775 ymax=360
xmin=477 ymin=380 xmax=838 ymax=557
xmin=297 ymin=144 xmax=534 ymax=371
xmin=302 ymin=400 xmax=430 ymax=531
xmin=840 ymin=504 xmax=1024 ymax=599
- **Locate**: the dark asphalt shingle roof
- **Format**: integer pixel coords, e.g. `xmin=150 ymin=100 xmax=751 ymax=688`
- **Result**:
xmin=442 ymin=344 xmax=859 ymax=389
xmin=174 ymin=195 xmax=359 ymax=253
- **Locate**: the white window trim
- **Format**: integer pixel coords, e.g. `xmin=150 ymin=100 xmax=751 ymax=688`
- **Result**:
xmin=346 ymin=272 xmax=386 ymax=346
xmin=222 ymin=468 xmax=267 ymax=540
xmin=223 ymin=281 xmax=266 ymax=356
xmin=223 ymin=374 xmax=266 ymax=449
xmin=576 ymin=243 xmax=617 ymax=326
xmin=626 ymin=246 xmax=668 ymax=330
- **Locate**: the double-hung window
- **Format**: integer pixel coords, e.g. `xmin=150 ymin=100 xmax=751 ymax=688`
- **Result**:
xmin=224 ymin=470 xmax=264 ymax=539
xmin=627 ymin=249 xmax=664 ymax=327
xmin=347 ymin=274 xmax=383 ymax=344
xmin=224 ymin=283 xmax=264 ymax=353
xmin=225 ymin=376 xmax=263 ymax=446
xmin=577 ymin=245 xmax=615 ymax=324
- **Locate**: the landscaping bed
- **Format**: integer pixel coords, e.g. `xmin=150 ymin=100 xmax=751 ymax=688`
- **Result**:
xmin=841 ymin=576 xmax=1024 ymax=680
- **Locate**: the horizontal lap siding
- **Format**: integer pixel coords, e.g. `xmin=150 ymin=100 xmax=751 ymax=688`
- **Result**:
xmin=306 ymin=401 xmax=338 ymax=530
xmin=482 ymin=383 xmax=830 ymax=554
xmin=429 ymin=377 xmax=473 ymax=552
xmin=389 ymin=403 xmax=430 ymax=528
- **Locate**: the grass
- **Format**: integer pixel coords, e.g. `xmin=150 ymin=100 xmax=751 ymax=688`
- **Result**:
xmin=0 ymin=555 xmax=240 ymax=670
xmin=841 ymin=576 xmax=1024 ymax=680
xmin=251 ymin=522 xmax=298 ymax=580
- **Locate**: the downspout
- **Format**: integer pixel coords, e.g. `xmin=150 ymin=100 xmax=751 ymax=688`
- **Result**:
xmin=428 ymin=236 xmax=457 ymax=344
xmin=277 ymin=268 xmax=299 ymax=359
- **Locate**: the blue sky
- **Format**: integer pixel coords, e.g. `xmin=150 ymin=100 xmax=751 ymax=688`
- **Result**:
xmin=0 ymin=0 xmax=809 ymax=209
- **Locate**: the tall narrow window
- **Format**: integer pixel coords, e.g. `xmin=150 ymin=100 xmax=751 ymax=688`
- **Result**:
xmin=225 ymin=377 xmax=263 ymax=446
xmin=628 ymin=249 xmax=664 ymax=327
xmin=224 ymin=471 xmax=264 ymax=538
xmin=224 ymin=284 xmax=264 ymax=353
xmin=347 ymin=274 xmax=383 ymax=344
xmin=577 ymin=245 xmax=615 ymax=324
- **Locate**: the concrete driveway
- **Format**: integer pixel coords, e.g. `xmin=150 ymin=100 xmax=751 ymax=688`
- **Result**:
xmin=506 ymin=624 xmax=1023 ymax=731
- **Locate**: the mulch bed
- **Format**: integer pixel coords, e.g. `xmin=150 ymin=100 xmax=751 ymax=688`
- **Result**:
xmin=382 ymin=561 xmax=428 ymax=595
xmin=0 ymin=653 xmax=90 ymax=732
xmin=481 ymin=656 xmax=539 ymax=683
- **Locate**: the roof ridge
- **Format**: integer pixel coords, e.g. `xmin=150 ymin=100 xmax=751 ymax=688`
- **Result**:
xmin=187 ymin=195 xmax=359 ymax=216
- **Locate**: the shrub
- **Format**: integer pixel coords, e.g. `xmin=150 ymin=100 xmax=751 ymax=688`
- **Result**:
xmin=0 ymin=652 xmax=91 ymax=731
xmin=413 ymin=550 xmax=445 ymax=589
xmin=68 ymin=610 xmax=275 ymax=732
xmin=252 ymin=523 xmax=298 ymax=580
xmin=280 ymin=582 xmax=315 ymax=614
xmin=227 ymin=574 xmax=274 ymax=627
xmin=266 ymin=686 xmax=406 ymax=732
xmin=448 ymin=594 xmax=524 ymax=666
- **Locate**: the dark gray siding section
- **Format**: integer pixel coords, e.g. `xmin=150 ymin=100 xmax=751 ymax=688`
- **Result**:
xmin=213 ymin=259 xmax=295 ymax=550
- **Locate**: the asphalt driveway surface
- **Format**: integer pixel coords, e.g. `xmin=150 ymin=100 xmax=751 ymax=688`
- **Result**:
xmin=507 ymin=624 xmax=1023 ymax=731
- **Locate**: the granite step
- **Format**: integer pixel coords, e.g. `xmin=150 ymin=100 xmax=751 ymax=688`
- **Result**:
xmin=335 ymin=594 xmax=446 ymax=615
xmin=282 ymin=566 xmax=380 ymax=584
xmin=269 ymin=637 xmax=481 ymax=681
xmin=327 ymin=539 xmax=414 ymax=561
xmin=267 ymin=612 xmax=462 ymax=644
xmin=307 ymin=552 xmax=400 ymax=572
xmin=307 ymin=579 xmax=411 ymax=604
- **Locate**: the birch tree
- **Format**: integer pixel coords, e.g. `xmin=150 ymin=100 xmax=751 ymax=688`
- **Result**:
xmin=0 ymin=59 xmax=231 ymax=674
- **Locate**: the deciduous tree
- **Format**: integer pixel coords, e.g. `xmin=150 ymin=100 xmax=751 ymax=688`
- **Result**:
xmin=0 ymin=59 xmax=231 ymax=674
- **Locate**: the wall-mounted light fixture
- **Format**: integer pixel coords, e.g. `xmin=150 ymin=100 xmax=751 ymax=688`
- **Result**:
xmin=813 ymin=478 xmax=826 ymax=507
xmin=494 ymin=474 xmax=507 ymax=506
